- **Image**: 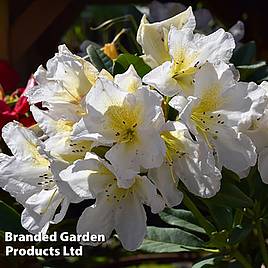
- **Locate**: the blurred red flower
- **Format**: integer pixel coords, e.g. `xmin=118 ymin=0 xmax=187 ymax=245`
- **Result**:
xmin=0 ymin=76 xmax=36 ymax=132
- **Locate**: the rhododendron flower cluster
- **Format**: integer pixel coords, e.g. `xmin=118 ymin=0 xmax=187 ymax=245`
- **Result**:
xmin=1 ymin=7 xmax=268 ymax=251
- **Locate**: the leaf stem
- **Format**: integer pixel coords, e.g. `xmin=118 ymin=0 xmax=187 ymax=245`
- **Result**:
xmin=233 ymin=209 xmax=244 ymax=226
xmin=256 ymin=219 xmax=268 ymax=267
xmin=232 ymin=250 xmax=253 ymax=268
xmin=182 ymin=192 xmax=216 ymax=235
xmin=117 ymin=42 xmax=129 ymax=54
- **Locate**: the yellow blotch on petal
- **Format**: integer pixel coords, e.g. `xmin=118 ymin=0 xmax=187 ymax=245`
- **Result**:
xmin=105 ymin=104 xmax=142 ymax=144
xmin=27 ymin=143 xmax=50 ymax=167
xmin=56 ymin=120 xmax=74 ymax=133
xmin=193 ymin=85 xmax=223 ymax=114
xmin=161 ymin=131 xmax=186 ymax=163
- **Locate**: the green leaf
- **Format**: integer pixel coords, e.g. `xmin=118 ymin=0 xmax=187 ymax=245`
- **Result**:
xmin=113 ymin=53 xmax=151 ymax=77
xmin=231 ymin=41 xmax=256 ymax=66
xmin=221 ymin=168 xmax=240 ymax=183
xmin=91 ymin=146 xmax=110 ymax=158
xmin=193 ymin=257 xmax=220 ymax=268
xmin=237 ymin=61 xmax=268 ymax=82
xmin=86 ymin=44 xmax=113 ymax=73
xmin=206 ymin=205 xmax=233 ymax=231
xmin=159 ymin=208 xmax=206 ymax=234
xmin=0 ymin=201 xmax=25 ymax=233
xmin=229 ymin=224 xmax=252 ymax=245
xmin=139 ymin=227 xmax=205 ymax=253
xmin=207 ymin=183 xmax=254 ymax=209
xmin=206 ymin=230 xmax=229 ymax=248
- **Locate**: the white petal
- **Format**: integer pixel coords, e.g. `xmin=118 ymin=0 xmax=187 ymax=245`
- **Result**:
xmin=114 ymin=65 xmax=142 ymax=93
xmin=115 ymin=193 xmax=146 ymax=250
xmin=135 ymin=175 xmax=165 ymax=213
xmin=213 ymin=127 xmax=257 ymax=173
xmin=105 ymin=143 xmax=140 ymax=187
xmin=169 ymin=95 xmax=188 ymax=113
xmin=174 ymin=142 xmax=221 ymax=198
xmin=148 ymin=164 xmax=182 ymax=207
xmin=142 ymin=61 xmax=181 ymax=97
xmin=229 ymin=21 xmax=245 ymax=43
xmin=21 ymin=208 xmax=50 ymax=234
xmin=193 ymin=63 xmax=221 ymax=98
xmin=85 ymin=78 xmax=127 ymax=114
xmin=44 ymin=101 xmax=83 ymax=122
xmin=72 ymin=113 xmax=114 ymax=145
xmin=59 ymin=153 xmax=114 ymax=198
xmin=77 ymin=196 xmax=114 ymax=246
xmin=136 ymin=129 xmax=166 ymax=169
xmin=25 ymin=66 xmax=60 ymax=104
xmin=46 ymin=44 xmax=98 ymax=99
xmin=25 ymin=189 xmax=60 ymax=215
xmin=1 ymin=122 xmax=46 ymax=162
xmin=0 ymin=153 xmax=48 ymax=203
xmin=50 ymin=160 xmax=83 ymax=203
xmin=137 ymin=7 xmax=195 ymax=67
xmin=167 ymin=26 xmax=195 ymax=62
xmin=30 ymin=105 xmax=64 ymax=136
xmin=135 ymin=87 xmax=164 ymax=129
xmin=45 ymin=133 xmax=91 ymax=163
xmin=26 ymin=45 xmax=98 ymax=105
xmin=195 ymin=28 xmax=235 ymax=63
xmin=22 ymin=190 xmax=62 ymax=234
xmin=52 ymin=198 xmax=70 ymax=224
xmin=258 ymin=148 xmax=268 ymax=184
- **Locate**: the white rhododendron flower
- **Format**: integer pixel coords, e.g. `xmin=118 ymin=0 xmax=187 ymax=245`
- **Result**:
xmin=30 ymin=105 xmax=91 ymax=162
xmin=59 ymin=152 xmax=164 ymax=251
xmin=114 ymin=65 xmax=142 ymax=93
xmin=143 ymin=26 xmax=235 ymax=97
xmin=0 ymin=122 xmax=79 ymax=234
xmin=72 ymin=77 xmax=166 ymax=186
xmin=25 ymin=44 xmax=99 ymax=118
xmin=148 ymin=121 xmax=221 ymax=206
xmin=243 ymin=81 xmax=268 ymax=183
xmin=170 ymin=63 xmax=261 ymax=173
xmin=137 ymin=7 xmax=196 ymax=68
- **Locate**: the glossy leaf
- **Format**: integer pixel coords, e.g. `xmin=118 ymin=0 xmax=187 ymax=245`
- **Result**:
xmin=192 ymin=257 xmax=220 ymax=268
xmin=229 ymin=224 xmax=252 ymax=245
xmin=139 ymin=227 xmax=205 ymax=253
xmin=237 ymin=61 xmax=268 ymax=82
xmin=159 ymin=208 xmax=206 ymax=234
xmin=207 ymin=183 xmax=254 ymax=209
xmin=113 ymin=53 xmax=151 ymax=77
xmin=206 ymin=205 xmax=233 ymax=231
xmin=231 ymin=41 xmax=256 ymax=66
xmin=86 ymin=44 xmax=113 ymax=73
xmin=0 ymin=201 xmax=25 ymax=233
